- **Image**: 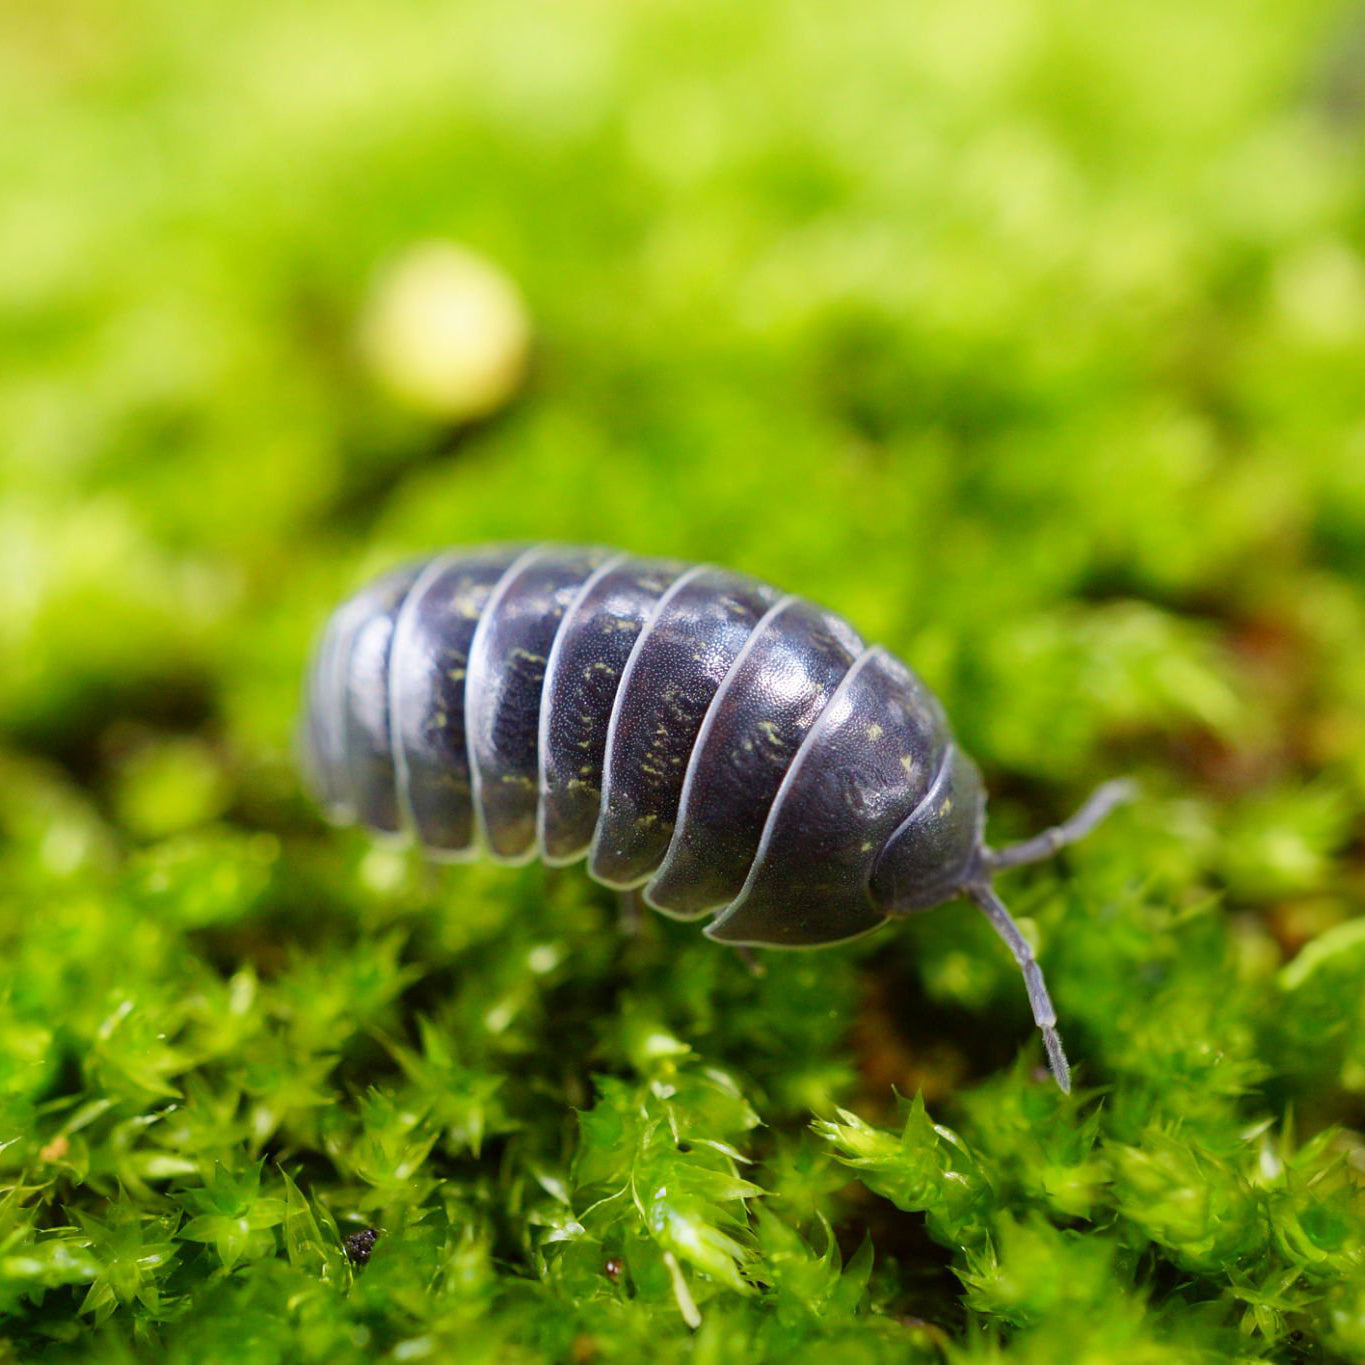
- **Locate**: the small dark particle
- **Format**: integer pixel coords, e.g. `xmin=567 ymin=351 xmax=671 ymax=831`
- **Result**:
xmin=344 ymin=1227 xmax=380 ymax=1266
xmin=603 ymin=1257 xmax=624 ymax=1283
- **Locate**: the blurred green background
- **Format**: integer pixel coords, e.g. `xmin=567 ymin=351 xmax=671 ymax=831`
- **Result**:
xmin=4 ymin=0 xmax=1365 ymax=1359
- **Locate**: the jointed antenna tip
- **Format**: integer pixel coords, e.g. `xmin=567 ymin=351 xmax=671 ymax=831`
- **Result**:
xmin=1043 ymin=1026 xmax=1072 ymax=1094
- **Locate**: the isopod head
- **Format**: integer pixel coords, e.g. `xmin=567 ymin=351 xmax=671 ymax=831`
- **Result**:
xmin=869 ymin=746 xmax=986 ymax=915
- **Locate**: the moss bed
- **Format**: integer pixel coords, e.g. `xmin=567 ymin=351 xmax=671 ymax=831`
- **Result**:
xmin=3 ymin=0 xmax=1365 ymax=1359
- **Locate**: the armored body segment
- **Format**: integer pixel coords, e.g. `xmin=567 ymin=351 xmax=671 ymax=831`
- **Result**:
xmin=326 ymin=565 xmax=423 ymax=833
xmin=870 ymin=745 xmax=986 ymax=912
xmin=304 ymin=589 xmax=362 ymax=819
xmin=307 ymin=570 xmax=411 ymax=821
xmin=589 ymin=566 xmax=781 ymax=888
xmin=645 ymin=597 xmax=864 ymax=919
xmin=466 ymin=546 xmax=609 ymax=861
xmin=706 ymin=647 xmax=949 ymax=947
xmin=538 ymin=555 xmax=689 ymax=864
xmin=388 ymin=546 xmax=527 ymax=856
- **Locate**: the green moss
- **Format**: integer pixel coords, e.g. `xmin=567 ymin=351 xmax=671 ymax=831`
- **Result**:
xmin=3 ymin=0 xmax=1365 ymax=1358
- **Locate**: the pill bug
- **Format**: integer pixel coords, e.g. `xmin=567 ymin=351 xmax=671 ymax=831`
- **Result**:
xmin=303 ymin=544 xmax=1133 ymax=1091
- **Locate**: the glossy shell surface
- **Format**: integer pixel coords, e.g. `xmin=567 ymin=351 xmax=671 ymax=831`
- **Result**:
xmin=304 ymin=544 xmax=981 ymax=946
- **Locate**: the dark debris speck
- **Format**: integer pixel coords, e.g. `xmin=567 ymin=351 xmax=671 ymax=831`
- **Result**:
xmin=344 ymin=1228 xmax=380 ymax=1266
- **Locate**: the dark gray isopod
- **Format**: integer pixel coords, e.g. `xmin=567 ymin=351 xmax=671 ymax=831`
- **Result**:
xmin=303 ymin=543 xmax=1133 ymax=1092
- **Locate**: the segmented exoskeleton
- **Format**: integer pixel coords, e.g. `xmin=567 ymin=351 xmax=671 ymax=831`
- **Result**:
xmin=303 ymin=544 xmax=1132 ymax=1091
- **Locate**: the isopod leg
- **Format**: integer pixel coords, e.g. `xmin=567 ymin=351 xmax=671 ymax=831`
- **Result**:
xmin=732 ymin=945 xmax=765 ymax=978
xmin=983 ymin=779 xmax=1136 ymax=872
xmin=613 ymin=890 xmax=762 ymax=974
xmin=617 ymin=888 xmax=644 ymax=937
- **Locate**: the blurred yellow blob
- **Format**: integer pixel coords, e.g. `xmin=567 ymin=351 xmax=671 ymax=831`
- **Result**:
xmin=359 ymin=242 xmax=531 ymax=420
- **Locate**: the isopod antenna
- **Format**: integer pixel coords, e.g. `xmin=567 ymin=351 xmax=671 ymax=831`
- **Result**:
xmin=966 ymin=880 xmax=1071 ymax=1093
xmin=972 ymin=779 xmax=1138 ymax=1093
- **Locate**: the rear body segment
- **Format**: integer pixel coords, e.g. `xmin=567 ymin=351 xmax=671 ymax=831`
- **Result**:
xmin=306 ymin=564 xmax=422 ymax=833
xmin=387 ymin=546 xmax=526 ymax=856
